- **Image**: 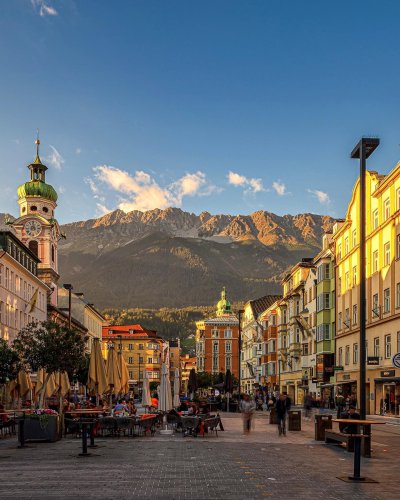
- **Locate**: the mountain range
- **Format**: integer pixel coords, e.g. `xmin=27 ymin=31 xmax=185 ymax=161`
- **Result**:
xmin=1 ymin=208 xmax=334 ymax=309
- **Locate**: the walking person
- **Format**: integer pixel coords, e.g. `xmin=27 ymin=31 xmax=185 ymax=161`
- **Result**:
xmin=276 ymin=392 xmax=291 ymax=436
xmin=303 ymin=393 xmax=312 ymax=421
xmin=240 ymin=394 xmax=256 ymax=434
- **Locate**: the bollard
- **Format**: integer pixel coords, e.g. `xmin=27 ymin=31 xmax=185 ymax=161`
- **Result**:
xmin=79 ymin=422 xmax=91 ymax=457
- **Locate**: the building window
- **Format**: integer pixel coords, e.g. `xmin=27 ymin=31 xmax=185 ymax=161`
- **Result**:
xmin=139 ymin=344 xmax=144 ymax=350
xmin=226 ymin=341 xmax=232 ymax=353
xmin=385 ymin=334 xmax=391 ymax=359
xmin=317 ymin=293 xmax=330 ymax=312
xmin=224 ymin=329 xmax=232 ymax=338
xmin=353 ymin=343 xmax=358 ymax=365
xmin=128 ymin=357 xmax=133 ymax=364
xmin=397 ymin=188 xmax=400 ymax=211
xmin=397 ymin=284 xmax=400 ymax=309
xmin=373 ymin=250 xmax=378 ymax=273
xmin=345 ymin=271 xmax=350 ymax=290
xmin=338 ymin=312 xmax=342 ymax=330
xmin=128 ymin=344 xmax=133 ymax=350
xmin=345 ymin=308 xmax=350 ymax=328
xmin=316 ymin=324 xmax=330 ymax=342
xmin=212 ymin=356 xmax=219 ymax=371
xmin=352 ymin=304 xmax=358 ymax=325
xmin=384 ymin=288 xmax=390 ymax=313
xmin=384 ymin=198 xmax=391 ymax=221
xmin=373 ymin=209 xmax=378 ymax=230
xmin=345 ymin=345 xmax=350 ymax=365
xmin=338 ymin=347 xmax=343 ymax=366
xmin=338 ymin=277 xmax=342 ymax=296
xmin=384 ymin=242 xmax=391 ymax=266
xmin=338 ymin=243 xmax=342 ymax=260
xmin=213 ymin=341 xmax=219 ymax=353
xmin=345 ymin=237 xmax=349 ymax=255
xmin=317 ymin=263 xmax=330 ymax=282
xmin=226 ymin=356 xmax=231 ymax=370
xmin=374 ymin=337 xmax=380 ymax=357
xmin=352 ymin=229 xmax=357 ymax=248
xmin=352 ymin=266 xmax=357 ymax=286
xmin=212 ymin=329 xmax=219 ymax=338
xmin=129 ymin=371 xmax=133 ymax=379
xmin=372 ymin=293 xmax=379 ymax=317
xmin=397 ymin=235 xmax=400 ymax=260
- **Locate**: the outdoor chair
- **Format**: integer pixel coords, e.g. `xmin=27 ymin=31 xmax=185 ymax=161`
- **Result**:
xmin=167 ymin=413 xmax=182 ymax=431
xmin=115 ymin=417 xmax=132 ymax=436
xmin=203 ymin=417 xmax=219 ymax=437
xmin=99 ymin=417 xmax=117 ymax=437
xmin=64 ymin=418 xmax=80 ymax=438
xmin=181 ymin=417 xmax=200 ymax=437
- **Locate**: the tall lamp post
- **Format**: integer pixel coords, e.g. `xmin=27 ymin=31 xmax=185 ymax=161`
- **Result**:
xmin=350 ymin=137 xmax=379 ymax=420
xmin=138 ymin=353 xmax=142 ymax=398
xmin=63 ymin=284 xmax=73 ymax=329
xmin=237 ymin=309 xmax=244 ymax=396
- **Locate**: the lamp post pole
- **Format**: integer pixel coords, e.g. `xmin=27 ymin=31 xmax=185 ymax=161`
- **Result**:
xmin=138 ymin=354 xmax=142 ymax=398
xmin=351 ymin=137 xmax=379 ymax=420
xmin=237 ymin=309 xmax=244 ymax=396
xmin=63 ymin=284 xmax=73 ymax=329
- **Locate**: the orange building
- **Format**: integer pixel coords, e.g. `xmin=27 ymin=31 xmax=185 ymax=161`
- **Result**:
xmin=195 ymin=288 xmax=239 ymax=378
xmin=180 ymin=354 xmax=197 ymax=391
xmin=259 ymin=300 xmax=281 ymax=391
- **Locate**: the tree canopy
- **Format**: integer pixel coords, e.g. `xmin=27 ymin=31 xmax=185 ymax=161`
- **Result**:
xmin=0 ymin=338 xmax=21 ymax=385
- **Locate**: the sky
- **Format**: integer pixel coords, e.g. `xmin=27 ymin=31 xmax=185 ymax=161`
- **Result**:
xmin=1 ymin=0 xmax=400 ymax=224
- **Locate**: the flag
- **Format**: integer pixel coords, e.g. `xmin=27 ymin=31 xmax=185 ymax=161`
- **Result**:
xmin=26 ymin=287 xmax=39 ymax=313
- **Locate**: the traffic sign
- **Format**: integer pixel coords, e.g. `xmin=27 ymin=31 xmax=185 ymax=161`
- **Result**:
xmin=392 ymin=352 xmax=400 ymax=369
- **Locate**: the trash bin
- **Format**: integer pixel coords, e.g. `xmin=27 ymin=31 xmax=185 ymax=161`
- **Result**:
xmin=314 ymin=414 xmax=332 ymax=441
xmin=288 ymin=410 xmax=301 ymax=431
xmin=269 ymin=407 xmax=278 ymax=424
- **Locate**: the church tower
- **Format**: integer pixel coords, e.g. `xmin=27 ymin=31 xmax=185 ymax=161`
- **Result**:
xmin=11 ymin=137 xmax=61 ymax=305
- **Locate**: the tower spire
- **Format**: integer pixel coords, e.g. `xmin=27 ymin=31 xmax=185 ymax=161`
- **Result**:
xmin=34 ymin=129 xmax=41 ymax=164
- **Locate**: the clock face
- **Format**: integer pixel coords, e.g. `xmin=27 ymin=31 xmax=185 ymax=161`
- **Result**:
xmin=25 ymin=220 xmax=42 ymax=237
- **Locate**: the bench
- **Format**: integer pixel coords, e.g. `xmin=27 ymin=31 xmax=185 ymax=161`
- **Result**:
xmin=325 ymin=430 xmax=371 ymax=457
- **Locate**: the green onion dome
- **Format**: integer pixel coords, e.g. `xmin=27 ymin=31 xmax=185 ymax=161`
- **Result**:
xmin=17 ymin=180 xmax=58 ymax=203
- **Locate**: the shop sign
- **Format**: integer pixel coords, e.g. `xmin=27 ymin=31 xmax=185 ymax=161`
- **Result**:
xmin=367 ymin=356 xmax=380 ymax=365
xmin=311 ymin=377 xmax=318 ymax=383
xmin=343 ymin=374 xmax=351 ymax=380
xmin=380 ymin=370 xmax=395 ymax=377
xmin=333 ymin=366 xmax=344 ymax=371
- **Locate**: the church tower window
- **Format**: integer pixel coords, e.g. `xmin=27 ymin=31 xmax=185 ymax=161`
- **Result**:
xmin=28 ymin=240 xmax=38 ymax=258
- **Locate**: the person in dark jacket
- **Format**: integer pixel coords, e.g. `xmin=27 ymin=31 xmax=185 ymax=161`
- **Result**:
xmin=275 ymin=392 xmax=291 ymax=436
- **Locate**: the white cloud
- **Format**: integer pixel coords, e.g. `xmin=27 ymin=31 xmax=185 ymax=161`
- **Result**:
xmin=58 ymin=186 xmax=66 ymax=194
xmin=308 ymin=189 xmax=331 ymax=205
xmin=76 ymin=148 xmax=82 ymax=155
xmin=272 ymin=181 xmax=287 ymax=196
xmin=45 ymin=145 xmax=64 ymax=170
xmin=227 ymin=171 xmax=264 ymax=193
xmin=90 ymin=165 xmax=216 ymax=212
xmin=31 ymin=0 xmax=58 ymax=17
xmin=96 ymin=203 xmax=113 ymax=216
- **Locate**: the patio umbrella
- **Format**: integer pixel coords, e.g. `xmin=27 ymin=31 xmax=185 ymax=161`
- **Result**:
xmin=224 ymin=369 xmax=233 ymax=413
xmin=106 ymin=345 xmax=121 ymax=404
xmin=118 ymin=351 xmax=129 ymax=396
xmin=159 ymin=363 xmax=173 ymax=412
xmin=87 ymin=338 xmax=108 ymax=405
xmin=188 ymin=368 xmax=198 ymax=400
xmin=141 ymin=370 xmax=152 ymax=408
xmin=173 ymin=367 xmax=180 ymax=408
xmin=8 ymin=371 xmax=33 ymax=406
xmin=56 ymin=372 xmax=70 ymax=398
xmin=36 ymin=369 xmax=58 ymax=407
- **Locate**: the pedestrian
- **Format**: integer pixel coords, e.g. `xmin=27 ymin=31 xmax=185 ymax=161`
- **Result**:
xmin=276 ymin=392 xmax=291 ymax=436
xmin=240 ymin=394 xmax=256 ymax=434
xmin=304 ymin=393 xmax=312 ymax=421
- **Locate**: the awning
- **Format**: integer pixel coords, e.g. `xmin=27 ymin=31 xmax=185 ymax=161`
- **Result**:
xmin=374 ymin=377 xmax=400 ymax=383
xmin=335 ymin=380 xmax=357 ymax=385
xmin=320 ymin=383 xmax=334 ymax=388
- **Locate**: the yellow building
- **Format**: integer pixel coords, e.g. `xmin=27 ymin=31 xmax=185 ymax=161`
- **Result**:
xmin=333 ymin=166 xmax=400 ymax=414
xmin=102 ymin=324 xmax=165 ymax=393
xmin=279 ymin=258 xmax=315 ymax=404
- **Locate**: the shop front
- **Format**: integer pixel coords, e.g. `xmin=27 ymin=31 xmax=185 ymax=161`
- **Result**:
xmin=374 ymin=370 xmax=400 ymax=415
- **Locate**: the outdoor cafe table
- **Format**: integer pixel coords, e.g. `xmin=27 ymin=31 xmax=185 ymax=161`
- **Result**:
xmin=333 ymin=419 xmax=385 ymax=482
xmin=69 ymin=410 xmax=104 ymax=456
xmin=2 ymin=409 xmax=37 ymax=448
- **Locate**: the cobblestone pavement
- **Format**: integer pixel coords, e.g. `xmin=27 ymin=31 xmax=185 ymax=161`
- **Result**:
xmin=1 ymin=412 xmax=399 ymax=499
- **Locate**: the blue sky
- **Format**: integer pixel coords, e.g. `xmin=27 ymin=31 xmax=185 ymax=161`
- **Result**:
xmin=1 ymin=0 xmax=400 ymax=223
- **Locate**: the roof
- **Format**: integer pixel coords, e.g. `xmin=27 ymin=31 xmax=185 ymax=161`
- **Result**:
xmin=102 ymin=324 xmax=163 ymax=340
xmin=47 ymin=304 xmax=88 ymax=332
xmin=204 ymin=314 xmax=239 ymax=326
xmin=249 ymin=295 xmax=282 ymax=318
xmin=0 ymin=230 xmax=41 ymax=263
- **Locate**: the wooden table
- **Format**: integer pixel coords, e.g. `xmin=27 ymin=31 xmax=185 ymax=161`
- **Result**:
xmin=67 ymin=410 xmax=104 ymax=456
xmin=333 ymin=419 xmax=385 ymax=482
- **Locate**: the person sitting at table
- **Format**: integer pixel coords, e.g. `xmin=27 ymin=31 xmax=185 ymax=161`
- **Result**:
xmin=342 ymin=406 xmax=360 ymax=434
xmin=114 ymin=399 xmax=128 ymax=416
xmin=151 ymin=394 xmax=158 ymax=411
xmin=0 ymin=404 xmax=10 ymax=423
xmin=127 ymin=400 xmax=137 ymax=415
xmin=178 ymin=401 xmax=188 ymax=412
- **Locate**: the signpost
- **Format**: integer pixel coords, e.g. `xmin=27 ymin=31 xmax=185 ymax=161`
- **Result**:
xmin=392 ymin=352 xmax=400 ymax=369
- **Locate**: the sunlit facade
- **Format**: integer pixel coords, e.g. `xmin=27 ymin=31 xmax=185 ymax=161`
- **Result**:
xmin=333 ymin=166 xmax=400 ymax=414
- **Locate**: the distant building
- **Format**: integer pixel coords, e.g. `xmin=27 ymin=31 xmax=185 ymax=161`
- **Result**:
xmin=180 ymin=354 xmax=197 ymax=392
xmin=168 ymin=338 xmax=181 ymax=381
xmin=58 ymin=289 xmax=105 ymax=352
xmin=195 ymin=288 xmax=239 ymax=378
xmin=258 ymin=299 xmax=282 ymax=392
xmin=0 ymin=231 xmax=49 ymax=342
xmin=102 ymin=324 xmax=166 ymax=390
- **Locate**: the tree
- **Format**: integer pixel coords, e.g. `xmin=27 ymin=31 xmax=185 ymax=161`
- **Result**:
xmin=0 ymin=339 xmax=21 ymax=385
xmin=13 ymin=321 xmax=87 ymax=407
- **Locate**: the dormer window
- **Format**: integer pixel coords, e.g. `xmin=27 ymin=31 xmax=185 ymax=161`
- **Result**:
xmin=43 ymin=206 xmax=49 ymax=213
xmin=31 ymin=205 xmax=37 ymax=211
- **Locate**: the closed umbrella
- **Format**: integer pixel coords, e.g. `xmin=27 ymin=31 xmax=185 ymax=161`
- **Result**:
xmin=141 ymin=370 xmax=152 ymax=408
xmin=87 ymin=338 xmax=108 ymax=405
xmin=36 ymin=369 xmax=58 ymax=407
xmin=118 ymin=351 xmax=129 ymax=396
xmin=159 ymin=363 xmax=173 ymax=435
xmin=106 ymin=345 xmax=121 ymax=404
xmin=173 ymin=367 xmax=180 ymax=408
xmin=56 ymin=372 xmax=70 ymax=398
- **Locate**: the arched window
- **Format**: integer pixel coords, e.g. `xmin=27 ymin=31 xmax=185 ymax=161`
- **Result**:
xmin=51 ymin=244 xmax=55 ymax=263
xmin=28 ymin=240 xmax=38 ymax=257
xmin=31 ymin=205 xmax=37 ymax=212
xmin=42 ymin=206 xmax=49 ymax=213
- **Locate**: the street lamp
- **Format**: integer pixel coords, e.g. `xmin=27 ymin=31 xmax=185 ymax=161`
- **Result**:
xmin=237 ymin=309 xmax=244 ymax=395
xmin=63 ymin=284 xmax=73 ymax=329
xmin=138 ymin=353 xmax=142 ymax=399
xmin=350 ymin=137 xmax=380 ymax=420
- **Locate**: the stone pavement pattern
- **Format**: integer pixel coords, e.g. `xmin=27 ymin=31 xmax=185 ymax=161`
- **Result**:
xmin=1 ymin=412 xmax=399 ymax=499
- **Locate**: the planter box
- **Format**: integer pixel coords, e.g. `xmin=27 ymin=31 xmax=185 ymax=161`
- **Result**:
xmin=19 ymin=415 xmax=60 ymax=443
